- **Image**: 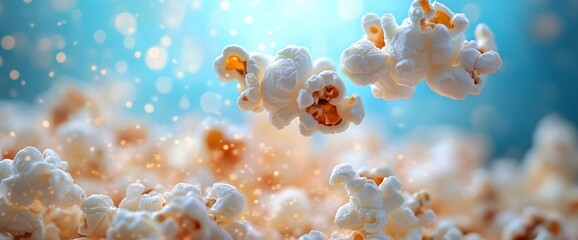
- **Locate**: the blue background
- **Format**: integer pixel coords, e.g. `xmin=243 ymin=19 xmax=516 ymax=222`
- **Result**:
xmin=0 ymin=0 xmax=576 ymax=159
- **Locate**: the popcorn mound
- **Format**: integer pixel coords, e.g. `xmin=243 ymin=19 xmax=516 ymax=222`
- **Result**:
xmin=1 ymin=79 xmax=577 ymax=240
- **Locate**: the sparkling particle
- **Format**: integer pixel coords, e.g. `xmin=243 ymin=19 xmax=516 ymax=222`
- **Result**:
xmin=200 ymin=92 xmax=222 ymax=113
xmin=55 ymin=52 xmax=67 ymax=63
xmin=115 ymin=12 xmax=137 ymax=36
xmin=160 ymin=36 xmax=171 ymax=47
xmin=391 ymin=107 xmax=403 ymax=117
xmin=209 ymin=28 xmax=218 ymax=36
xmin=244 ymin=16 xmax=254 ymax=24
xmin=42 ymin=120 xmax=50 ymax=128
xmin=93 ymin=30 xmax=107 ymax=44
xmin=145 ymin=46 xmax=168 ymax=70
xmin=220 ymin=1 xmax=230 ymax=11
xmin=230 ymin=29 xmax=237 ymax=36
xmin=144 ymin=104 xmax=155 ymax=113
xmin=134 ymin=51 xmax=141 ymax=58
xmin=156 ymin=76 xmax=173 ymax=94
xmin=534 ymin=12 xmax=562 ymax=43
xmin=9 ymin=70 xmax=20 ymax=80
xmin=337 ymin=0 xmax=362 ymax=21
xmin=38 ymin=37 xmax=52 ymax=51
xmin=1 ymin=35 xmax=15 ymax=50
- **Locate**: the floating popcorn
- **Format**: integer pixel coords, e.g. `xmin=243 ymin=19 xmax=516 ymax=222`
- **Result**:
xmin=213 ymin=45 xmax=271 ymax=112
xmin=502 ymin=207 xmax=565 ymax=240
xmin=163 ymin=183 xmax=202 ymax=203
xmin=222 ymin=220 xmax=262 ymax=240
xmin=0 ymin=146 xmax=85 ymax=208
xmin=299 ymin=230 xmax=329 ymax=240
xmin=385 ymin=190 xmax=436 ymax=239
xmin=78 ymin=194 xmax=117 ymax=238
xmin=206 ymin=183 xmax=245 ymax=224
xmin=261 ymin=46 xmax=314 ymax=129
xmin=118 ymin=183 xmax=146 ymax=211
xmin=340 ymin=39 xmax=388 ymax=86
xmin=297 ymin=70 xmax=364 ymax=136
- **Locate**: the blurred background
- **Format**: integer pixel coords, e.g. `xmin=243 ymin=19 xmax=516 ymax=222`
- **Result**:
xmin=0 ymin=0 xmax=575 ymax=159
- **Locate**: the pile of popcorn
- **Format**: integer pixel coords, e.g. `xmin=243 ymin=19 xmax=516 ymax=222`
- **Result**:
xmin=1 ymin=1 xmax=575 ymax=239
xmin=213 ymin=0 xmax=502 ymax=136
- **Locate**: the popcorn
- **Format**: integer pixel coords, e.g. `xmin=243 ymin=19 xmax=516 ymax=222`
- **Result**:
xmin=297 ymin=70 xmax=365 ymax=136
xmin=269 ymin=188 xmax=313 ymax=236
xmin=0 ymin=159 xmax=12 ymax=181
xmin=363 ymin=13 xmax=386 ymax=49
xmin=299 ymin=230 xmax=329 ymax=240
xmin=139 ymin=193 xmax=165 ymax=212
xmin=222 ymin=220 xmax=262 ymax=240
xmin=107 ymin=209 xmax=161 ymax=240
xmin=213 ymin=45 xmax=271 ymax=112
xmin=0 ymin=146 xmax=85 ymax=208
xmin=154 ymin=196 xmax=231 ymax=240
xmin=206 ymin=183 xmax=245 ymax=224
xmin=119 ymin=183 xmax=146 ymax=211
xmin=502 ymin=207 xmax=565 ymax=240
xmin=163 ymin=183 xmax=202 ymax=203
xmin=329 ymin=164 xmax=404 ymax=239
xmin=475 ymin=23 xmax=497 ymax=53
xmin=385 ymin=190 xmax=436 ymax=239
xmin=261 ymin=46 xmax=313 ymax=129
xmin=78 ymin=194 xmax=117 ymax=238
xmin=340 ymin=39 xmax=388 ymax=86
xmin=0 ymin=197 xmax=45 ymax=239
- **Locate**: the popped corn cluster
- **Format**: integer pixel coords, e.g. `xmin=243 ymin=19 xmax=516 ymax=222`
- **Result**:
xmin=341 ymin=0 xmax=503 ymax=100
xmin=0 ymin=80 xmax=577 ymax=240
xmin=214 ymin=45 xmax=365 ymax=136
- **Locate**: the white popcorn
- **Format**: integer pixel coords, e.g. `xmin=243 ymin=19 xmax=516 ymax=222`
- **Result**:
xmin=475 ymin=23 xmax=497 ymax=53
xmin=139 ymin=193 xmax=165 ymax=212
xmin=78 ymin=194 xmax=117 ymax=238
xmin=340 ymin=39 xmax=388 ymax=86
xmin=0 ymin=159 xmax=12 ymax=181
xmin=206 ymin=183 xmax=245 ymax=224
xmin=363 ymin=13 xmax=386 ymax=49
xmin=329 ymin=164 xmax=404 ymax=239
xmin=261 ymin=46 xmax=313 ymax=129
xmin=163 ymin=182 xmax=202 ymax=204
xmin=299 ymin=230 xmax=329 ymax=240
xmin=0 ymin=197 xmax=45 ymax=239
xmin=269 ymin=188 xmax=313 ymax=236
xmin=213 ymin=45 xmax=271 ymax=112
xmin=502 ymin=207 xmax=565 ymax=240
xmin=0 ymin=146 xmax=85 ymax=208
xmin=386 ymin=190 xmax=436 ymax=240
xmin=107 ymin=209 xmax=160 ymax=240
xmin=118 ymin=183 xmax=146 ymax=211
xmin=312 ymin=57 xmax=336 ymax=75
xmin=427 ymin=41 xmax=502 ymax=99
xmin=370 ymin=72 xmax=416 ymax=100
xmin=154 ymin=196 xmax=231 ymax=240
xmin=297 ymin=70 xmax=365 ymax=136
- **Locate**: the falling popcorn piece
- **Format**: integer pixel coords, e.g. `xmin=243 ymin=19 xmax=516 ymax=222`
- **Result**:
xmin=0 ymin=146 xmax=85 ymax=208
xmin=206 ymin=183 xmax=245 ymax=224
xmin=340 ymin=39 xmax=388 ymax=86
xmin=297 ymin=70 xmax=365 ymax=136
xmin=0 ymin=197 xmax=45 ymax=239
xmin=107 ymin=209 xmax=161 ymax=240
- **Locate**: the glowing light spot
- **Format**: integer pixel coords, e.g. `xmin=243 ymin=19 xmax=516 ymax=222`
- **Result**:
xmin=391 ymin=107 xmax=403 ymax=117
xmin=90 ymin=65 xmax=97 ymax=71
xmin=38 ymin=37 xmax=52 ymax=51
xmin=93 ymin=30 xmax=107 ymax=44
xmin=56 ymin=52 xmax=67 ymax=63
xmin=200 ymin=92 xmax=222 ymax=113
xmin=144 ymin=104 xmax=155 ymax=113
xmin=160 ymin=36 xmax=171 ymax=47
xmin=156 ymin=76 xmax=173 ymax=94
xmin=134 ymin=51 xmax=141 ymax=58
xmin=230 ymin=29 xmax=237 ymax=36
xmin=258 ymin=44 xmax=266 ymax=50
xmin=42 ymin=120 xmax=50 ymax=128
xmin=50 ymin=0 xmax=76 ymax=12
xmin=220 ymin=1 xmax=230 ymax=11
xmin=115 ymin=12 xmax=137 ymax=36
xmin=126 ymin=101 xmax=132 ymax=108
xmin=209 ymin=28 xmax=218 ymax=36
xmin=9 ymin=70 xmax=19 ymax=80
xmin=534 ymin=12 xmax=562 ymax=43
xmin=191 ymin=0 xmax=202 ymax=10
xmin=337 ymin=0 xmax=362 ymax=21
xmin=145 ymin=46 xmax=168 ymax=70
xmin=1 ymin=35 xmax=15 ymax=50
xmin=244 ymin=16 xmax=253 ymax=24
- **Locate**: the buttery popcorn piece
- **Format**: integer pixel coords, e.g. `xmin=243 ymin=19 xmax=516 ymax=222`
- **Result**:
xmin=340 ymin=39 xmax=388 ymax=86
xmin=0 ymin=197 xmax=45 ymax=239
xmin=0 ymin=146 xmax=85 ymax=208
xmin=297 ymin=70 xmax=365 ymax=136
xmin=269 ymin=188 xmax=313 ymax=236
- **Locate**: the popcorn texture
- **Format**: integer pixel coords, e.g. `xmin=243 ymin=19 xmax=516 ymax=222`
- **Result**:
xmin=0 ymin=146 xmax=85 ymax=208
